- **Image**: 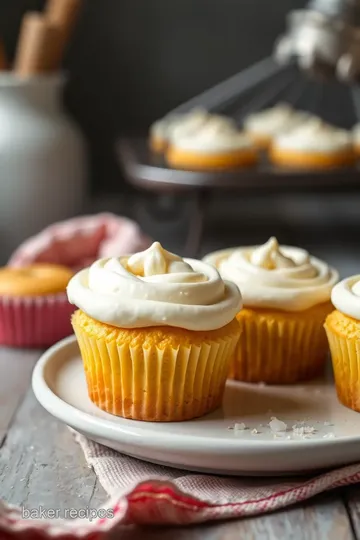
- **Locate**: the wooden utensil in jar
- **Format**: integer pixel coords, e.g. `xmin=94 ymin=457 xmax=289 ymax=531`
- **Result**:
xmin=14 ymin=13 xmax=60 ymax=76
xmin=0 ymin=41 xmax=7 ymax=71
xmin=45 ymin=0 xmax=82 ymax=69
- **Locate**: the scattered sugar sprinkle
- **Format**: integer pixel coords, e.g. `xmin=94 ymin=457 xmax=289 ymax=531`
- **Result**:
xmin=323 ymin=433 xmax=335 ymax=439
xmin=323 ymin=421 xmax=333 ymax=426
xmin=234 ymin=423 xmax=246 ymax=431
xmin=292 ymin=424 xmax=316 ymax=438
xmin=251 ymin=428 xmax=259 ymax=435
xmin=269 ymin=417 xmax=287 ymax=433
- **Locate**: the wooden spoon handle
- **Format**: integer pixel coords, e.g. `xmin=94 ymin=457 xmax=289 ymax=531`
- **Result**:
xmin=46 ymin=0 xmax=82 ymax=38
xmin=0 ymin=40 xmax=7 ymax=71
xmin=14 ymin=13 xmax=59 ymax=76
xmin=45 ymin=0 xmax=83 ymax=70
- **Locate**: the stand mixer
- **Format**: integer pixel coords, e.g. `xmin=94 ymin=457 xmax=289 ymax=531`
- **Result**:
xmin=118 ymin=1 xmax=360 ymax=258
xmin=276 ymin=0 xmax=360 ymax=82
xmin=169 ymin=0 xmax=360 ymax=127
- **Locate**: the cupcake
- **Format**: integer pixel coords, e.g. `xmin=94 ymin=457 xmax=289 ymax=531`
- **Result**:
xmin=270 ymin=119 xmax=355 ymax=169
xmin=167 ymin=118 xmax=258 ymax=170
xmin=325 ymin=276 xmax=360 ymax=411
xmin=0 ymin=264 xmax=74 ymax=347
xmin=149 ymin=108 xmax=235 ymax=153
xmin=67 ymin=242 xmax=241 ymax=421
xmin=352 ymin=123 xmax=360 ymax=158
xmin=243 ymin=104 xmax=309 ymax=149
xmin=149 ymin=114 xmax=183 ymax=153
xmin=204 ymin=237 xmax=338 ymax=384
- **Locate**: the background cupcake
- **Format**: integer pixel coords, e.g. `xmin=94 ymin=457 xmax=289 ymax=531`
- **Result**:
xmin=167 ymin=117 xmax=258 ymax=170
xmin=325 ymin=275 xmax=360 ymax=411
xmin=149 ymin=108 xmax=236 ymax=154
xmin=270 ymin=119 xmax=355 ymax=169
xmin=67 ymin=242 xmax=241 ymax=421
xmin=243 ymin=103 xmax=309 ymax=149
xmin=352 ymin=123 xmax=360 ymax=158
xmin=204 ymin=237 xmax=338 ymax=384
xmin=149 ymin=113 xmax=183 ymax=153
xmin=0 ymin=264 xmax=74 ymax=347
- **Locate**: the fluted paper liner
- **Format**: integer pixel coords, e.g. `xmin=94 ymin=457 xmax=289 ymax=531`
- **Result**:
xmin=232 ymin=309 xmax=330 ymax=384
xmin=0 ymin=293 xmax=74 ymax=347
xmin=73 ymin=322 xmax=239 ymax=422
xmin=325 ymin=325 xmax=360 ymax=412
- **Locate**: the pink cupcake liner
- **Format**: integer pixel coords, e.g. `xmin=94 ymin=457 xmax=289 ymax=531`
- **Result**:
xmin=0 ymin=293 xmax=75 ymax=348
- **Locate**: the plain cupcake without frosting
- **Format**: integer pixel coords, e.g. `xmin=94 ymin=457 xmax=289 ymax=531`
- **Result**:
xmin=204 ymin=237 xmax=338 ymax=383
xmin=0 ymin=264 xmax=74 ymax=347
xmin=325 ymin=275 xmax=360 ymax=411
xmin=68 ymin=242 xmax=242 ymax=421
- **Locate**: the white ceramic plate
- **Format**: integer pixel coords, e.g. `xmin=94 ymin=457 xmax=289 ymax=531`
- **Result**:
xmin=32 ymin=336 xmax=360 ymax=475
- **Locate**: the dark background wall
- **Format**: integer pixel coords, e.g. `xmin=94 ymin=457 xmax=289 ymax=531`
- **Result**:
xmin=0 ymin=0 xmax=307 ymax=193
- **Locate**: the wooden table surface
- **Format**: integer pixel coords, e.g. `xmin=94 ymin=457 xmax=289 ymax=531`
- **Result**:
xmin=1 ymin=347 xmax=360 ymax=540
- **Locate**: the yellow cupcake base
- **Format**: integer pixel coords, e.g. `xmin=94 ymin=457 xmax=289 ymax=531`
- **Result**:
xmin=233 ymin=303 xmax=332 ymax=384
xmin=246 ymin=132 xmax=272 ymax=150
xmin=166 ymin=146 xmax=258 ymax=170
xmin=72 ymin=310 xmax=240 ymax=421
xmin=270 ymin=146 xmax=356 ymax=169
xmin=325 ymin=310 xmax=360 ymax=412
xmin=149 ymin=135 xmax=167 ymax=153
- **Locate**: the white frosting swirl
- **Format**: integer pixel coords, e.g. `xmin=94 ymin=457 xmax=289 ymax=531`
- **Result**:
xmin=331 ymin=275 xmax=360 ymax=320
xmin=204 ymin=237 xmax=338 ymax=311
xmin=150 ymin=108 xmax=236 ymax=144
xmin=170 ymin=117 xmax=254 ymax=153
xmin=168 ymin=109 xmax=236 ymax=143
xmin=67 ymin=242 xmax=242 ymax=331
xmin=244 ymin=104 xmax=310 ymax=137
xmin=274 ymin=118 xmax=352 ymax=153
xmin=150 ymin=114 xmax=182 ymax=140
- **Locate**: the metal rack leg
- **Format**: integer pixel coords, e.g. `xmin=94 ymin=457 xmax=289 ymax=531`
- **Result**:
xmin=184 ymin=190 xmax=207 ymax=258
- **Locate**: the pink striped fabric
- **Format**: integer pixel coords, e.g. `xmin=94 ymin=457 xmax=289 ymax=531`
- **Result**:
xmin=1 ymin=433 xmax=360 ymax=538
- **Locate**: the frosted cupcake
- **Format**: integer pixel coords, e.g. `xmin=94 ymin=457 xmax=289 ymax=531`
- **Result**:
xmin=271 ymin=119 xmax=355 ymax=169
xmin=167 ymin=118 xmax=258 ymax=170
xmin=149 ymin=108 xmax=235 ymax=153
xmin=149 ymin=114 xmax=184 ymax=153
xmin=352 ymin=123 xmax=360 ymax=157
xmin=325 ymin=276 xmax=360 ymax=411
xmin=243 ymin=104 xmax=309 ymax=149
xmin=67 ymin=242 xmax=241 ymax=421
xmin=204 ymin=238 xmax=338 ymax=384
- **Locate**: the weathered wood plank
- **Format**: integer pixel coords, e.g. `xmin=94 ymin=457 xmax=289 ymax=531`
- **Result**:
xmin=0 ymin=387 xmax=106 ymax=512
xmin=107 ymin=495 xmax=354 ymax=540
xmin=0 ymin=348 xmax=40 ymax=446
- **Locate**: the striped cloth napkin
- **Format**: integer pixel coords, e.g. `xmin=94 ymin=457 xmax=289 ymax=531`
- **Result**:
xmin=1 ymin=432 xmax=360 ymax=538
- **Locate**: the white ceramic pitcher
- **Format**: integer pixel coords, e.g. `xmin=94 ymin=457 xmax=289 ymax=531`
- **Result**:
xmin=0 ymin=74 xmax=87 ymax=264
